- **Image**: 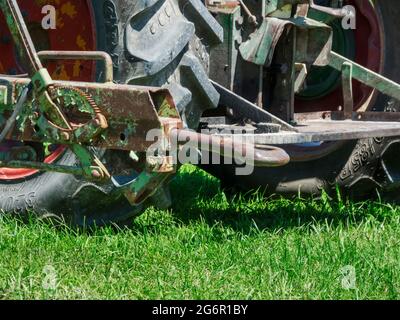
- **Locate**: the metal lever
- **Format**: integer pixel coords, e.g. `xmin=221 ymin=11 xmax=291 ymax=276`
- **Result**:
xmin=0 ymin=83 xmax=32 ymax=144
xmin=309 ymin=0 xmax=352 ymax=18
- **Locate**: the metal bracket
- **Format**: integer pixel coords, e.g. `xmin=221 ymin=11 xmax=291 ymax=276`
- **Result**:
xmin=341 ymin=61 xmax=353 ymax=119
xmin=329 ymin=51 xmax=400 ymax=102
xmin=0 ymin=86 xmax=7 ymax=105
xmin=31 ymin=68 xmax=54 ymax=93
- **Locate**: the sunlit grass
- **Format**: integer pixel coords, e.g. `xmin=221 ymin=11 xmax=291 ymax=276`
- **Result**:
xmin=0 ymin=165 xmax=399 ymax=299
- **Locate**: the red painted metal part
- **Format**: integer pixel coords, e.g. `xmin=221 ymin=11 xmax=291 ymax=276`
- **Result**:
xmin=0 ymin=147 xmax=65 ymax=180
xmin=295 ymin=0 xmax=383 ymax=113
xmin=0 ymin=0 xmax=96 ymax=80
xmin=0 ymin=0 xmax=96 ymax=180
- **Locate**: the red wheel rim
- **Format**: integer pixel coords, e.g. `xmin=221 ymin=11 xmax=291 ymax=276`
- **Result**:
xmin=0 ymin=0 xmax=96 ymax=180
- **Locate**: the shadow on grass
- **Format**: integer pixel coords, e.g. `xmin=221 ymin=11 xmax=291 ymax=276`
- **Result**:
xmin=4 ymin=166 xmax=398 ymax=237
xmin=165 ymin=167 xmax=398 ymax=235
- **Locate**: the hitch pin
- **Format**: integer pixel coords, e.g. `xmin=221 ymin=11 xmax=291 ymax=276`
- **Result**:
xmin=170 ymin=128 xmax=290 ymax=168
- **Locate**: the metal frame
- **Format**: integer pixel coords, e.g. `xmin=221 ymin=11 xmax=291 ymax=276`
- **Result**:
xmin=205 ymin=0 xmax=400 ymax=147
xmin=2 ymin=0 xmax=400 ymax=206
xmin=0 ymin=0 xmax=291 ymax=205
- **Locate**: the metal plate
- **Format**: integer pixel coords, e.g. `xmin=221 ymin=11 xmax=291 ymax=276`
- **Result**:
xmin=216 ymin=120 xmax=400 ymax=145
xmin=1 ymin=77 xmax=174 ymax=151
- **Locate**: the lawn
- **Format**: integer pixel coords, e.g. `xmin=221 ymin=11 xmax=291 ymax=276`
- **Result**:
xmin=0 ymin=165 xmax=400 ymax=300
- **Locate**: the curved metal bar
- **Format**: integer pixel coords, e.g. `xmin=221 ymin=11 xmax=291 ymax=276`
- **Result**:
xmin=38 ymin=51 xmax=114 ymax=83
xmin=171 ymin=128 xmax=290 ymax=167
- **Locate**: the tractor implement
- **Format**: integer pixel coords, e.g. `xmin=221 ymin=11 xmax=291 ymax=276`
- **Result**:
xmin=2 ymin=0 xmax=400 ymax=224
xmin=203 ymin=0 xmax=400 ymax=199
xmin=0 ymin=0 xmax=286 ymax=209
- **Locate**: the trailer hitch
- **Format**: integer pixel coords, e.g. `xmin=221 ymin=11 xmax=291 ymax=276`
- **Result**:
xmin=117 ymin=126 xmax=290 ymax=206
xmin=170 ymin=128 xmax=290 ymax=168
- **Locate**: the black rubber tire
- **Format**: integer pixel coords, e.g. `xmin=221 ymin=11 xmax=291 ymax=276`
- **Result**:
xmin=204 ymin=0 xmax=400 ymax=201
xmin=0 ymin=0 xmax=222 ymax=226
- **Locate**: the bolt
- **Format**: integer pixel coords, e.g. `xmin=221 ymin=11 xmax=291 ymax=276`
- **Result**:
xmin=159 ymin=13 xmax=166 ymax=26
xmin=61 ymin=132 xmax=70 ymax=141
xmin=19 ymin=152 xmax=30 ymax=160
xmin=165 ymin=5 xmax=172 ymax=17
xmin=248 ymin=15 xmax=258 ymax=26
xmin=91 ymin=169 xmax=102 ymax=179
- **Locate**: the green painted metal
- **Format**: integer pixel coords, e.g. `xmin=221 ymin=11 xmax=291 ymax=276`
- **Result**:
xmin=298 ymin=7 xmax=355 ymax=99
xmin=0 ymin=86 xmax=7 ymax=105
xmin=329 ymin=51 xmax=400 ymax=102
xmin=208 ymin=4 xmax=242 ymax=91
xmin=265 ymin=0 xmax=306 ymax=16
xmin=0 ymin=0 xmax=168 ymax=188
xmin=341 ymin=61 xmax=353 ymax=118
xmin=31 ymin=68 xmax=54 ymax=93
xmin=239 ymin=18 xmax=288 ymax=66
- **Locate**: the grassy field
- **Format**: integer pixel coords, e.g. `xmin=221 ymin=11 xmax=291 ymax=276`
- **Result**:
xmin=0 ymin=165 xmax=400 ymax=300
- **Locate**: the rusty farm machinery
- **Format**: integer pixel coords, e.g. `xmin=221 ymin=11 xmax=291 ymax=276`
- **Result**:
xmin=0 ymin=0 xmax=400 ymax=225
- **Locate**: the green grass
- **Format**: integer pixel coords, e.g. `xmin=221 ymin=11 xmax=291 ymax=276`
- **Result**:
xmin=1 ymin=165 xmax=400 ymax=300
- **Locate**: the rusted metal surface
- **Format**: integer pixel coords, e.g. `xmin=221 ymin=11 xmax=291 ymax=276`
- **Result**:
xmin=239 ymin=17 xmax=290 ymax=67
xmin=3 ymin=0 xmax=400 ymax=209
xmin=206 ymin=1 xmax=240 ymax=10
xmin=212 ymin=80 xmax=296 ymax=131
xmin=171 ymin=128 xmax=290 ymax=167
xmin=239 ymin=12 xmax=332 ymax=67
xmin=295 ymin=111 xmax=400 ymax=123
xmin=0 ymin=76 xmax=176 ymax=152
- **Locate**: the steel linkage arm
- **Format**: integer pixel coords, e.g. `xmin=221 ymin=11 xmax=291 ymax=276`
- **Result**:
xmin=329 ymin=51 xmax=400 ymax=102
